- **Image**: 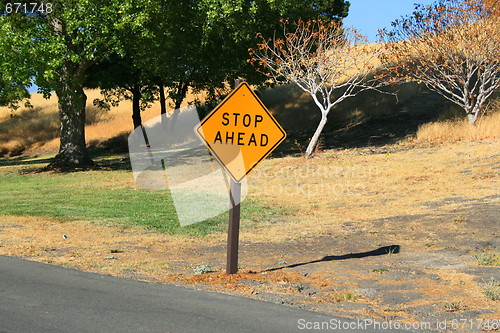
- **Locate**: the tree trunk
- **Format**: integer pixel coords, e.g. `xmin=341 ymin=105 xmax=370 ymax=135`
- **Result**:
xmin=159 ymin=84 xmax=167 ymax=116
xmin=167 ymin=108 xmax=180 ymax=134
xmin=467 ymin=105 xmax=480 ymax=125
xmin=48 ymin=80 xmax=93 ymax=169
xmin=174 ymin=99 xmax=182 ymax=110
xmin=305 ymin=113 xmax=328 ymax=158
xmin=46 ymin=16 xmax=94 ymax=170
xmin=167 ymin=81 xmax=189 ymax=132
xmin=131 ymin=86 xmax=142 ymax=129
xmin=173 ymin=80 xmax=189 ymax=110
xmin=468 ymin=112 xmax=478 ymax=125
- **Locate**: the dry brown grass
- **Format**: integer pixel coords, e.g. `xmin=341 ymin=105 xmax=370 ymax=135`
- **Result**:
xmin=0 ymin=89 xmax=203 ymax=155
xmin=245 ymin=139 xmax=499 ymax=242
xmin=415 ymin=109 xmax=500 ymax=144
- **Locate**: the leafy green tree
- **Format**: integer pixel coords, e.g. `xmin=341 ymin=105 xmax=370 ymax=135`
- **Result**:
xmin=0 ymin=0 xmax=156 ymax=168
xmin=159 ymin=0 xmax=352 ymax=107
xmin=314 ymin=0 xmax=350 ymax=19
xmin=105 ymin=0 xmax=195 ymax=124
xmin=89 ymin=0 xmax=351 ymax=129
xmin=0 ymin=79 xmax=30 ymax=110
xmin=85 ymin=55 xmax=158 ymax=129
xmin=85 ymin=0 xmax=196 ymax=128
xmin=0 ymin=12 xmax=32 ymax=110
xmin=1 ymin=0 xmax=350 ymax=168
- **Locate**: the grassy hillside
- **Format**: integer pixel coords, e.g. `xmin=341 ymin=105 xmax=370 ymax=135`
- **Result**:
xmin=0 ymin=83 xmax=498 ymax=158
xmin=261 ymin=83 xmax=499 ymax=152
xmin=0 ymin=89 xmax=202 ymax=157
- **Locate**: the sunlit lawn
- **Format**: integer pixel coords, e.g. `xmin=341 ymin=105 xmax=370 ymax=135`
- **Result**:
xmin=0 ymin=155 xmax=285 ymax=237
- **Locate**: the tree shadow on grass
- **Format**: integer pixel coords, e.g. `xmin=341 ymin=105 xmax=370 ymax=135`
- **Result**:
xmin=0 ymin=156 xmax=55 ymax=168
xmin=264 ymin=245 xmax=400 ymax=272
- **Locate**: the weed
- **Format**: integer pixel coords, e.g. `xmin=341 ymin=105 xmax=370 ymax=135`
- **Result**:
xmin=293 ymin=139 xmax=304 ymax=154
xmin=372 ymin=268 xmax=389 ymax=274
xmin=140 ymin=262 xmax=170 ymax=272
xmin=193 ymin=264 xmax=212 ymax=275
xmin=481 ymin=278 xmax=500 ymax=301
xmin=88 ymin=263 xmax=105 ymax=269
xmin=330 ymin=290 xmax=360 ymax=303
xmin=384 ymin=305 xmax=405 ymax=312
xmin=68 ymin=250 xmax=82 ymax=258
xmin=474 ymin=251 xmax=500 ymax=267
xmin=120 ymin=260 xmax=169 ymax=273
xmin=453 ymin=215 xmax=467 ymax=224
xmin=313 ymin=138 xmax=323 ymax=156
xmin=385 ymin=247 xmax=397 ymax=256
xmin=442 ymin=301 xmax=467 ymax=312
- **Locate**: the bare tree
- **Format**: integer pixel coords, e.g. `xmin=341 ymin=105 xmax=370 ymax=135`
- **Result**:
xmin=381 ymin=0 xmax=500 ymax=125
xmin=250 ymin=19 xmax=387 ymax=158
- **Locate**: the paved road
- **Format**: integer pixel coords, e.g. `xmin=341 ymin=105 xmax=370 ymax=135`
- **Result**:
xmin=0 ymin=256 xmax=414 ymax=333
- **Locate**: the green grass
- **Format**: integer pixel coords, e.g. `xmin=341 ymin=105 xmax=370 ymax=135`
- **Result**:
xmin=442 ymin=301 xmax=467 ymax=312
xmin=474 ymin=251 xmax=500 ymax=267
xmin=481 ymin=278 xmax=500 ymax=301
xmin=330 ymin=290 xmax=360 ymax=303
xmin=0 ymin=169 xmax=286 ymax=237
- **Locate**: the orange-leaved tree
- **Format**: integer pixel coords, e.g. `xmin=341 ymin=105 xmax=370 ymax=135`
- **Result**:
xmin=381 ymin=0 xmax=500 ymax=125
xmin=250 ymin=19 xmax=389 ymax=158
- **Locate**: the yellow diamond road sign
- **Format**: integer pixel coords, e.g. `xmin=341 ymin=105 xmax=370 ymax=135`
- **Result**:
xmin=195 ymin=82 xmax=286 ymax=183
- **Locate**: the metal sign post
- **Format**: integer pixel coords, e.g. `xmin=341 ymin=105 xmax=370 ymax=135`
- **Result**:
xmin=227 ymin=178 xmax=241 ymax=274
xmin=195 ymin=78 xmax=286 ymax=274
xmin=226 ymin=78 xmax=244 ymax=275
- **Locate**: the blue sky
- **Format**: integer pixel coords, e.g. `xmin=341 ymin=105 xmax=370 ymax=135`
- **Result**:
xmin=342 ymin=0 xmax=436 ymax=42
